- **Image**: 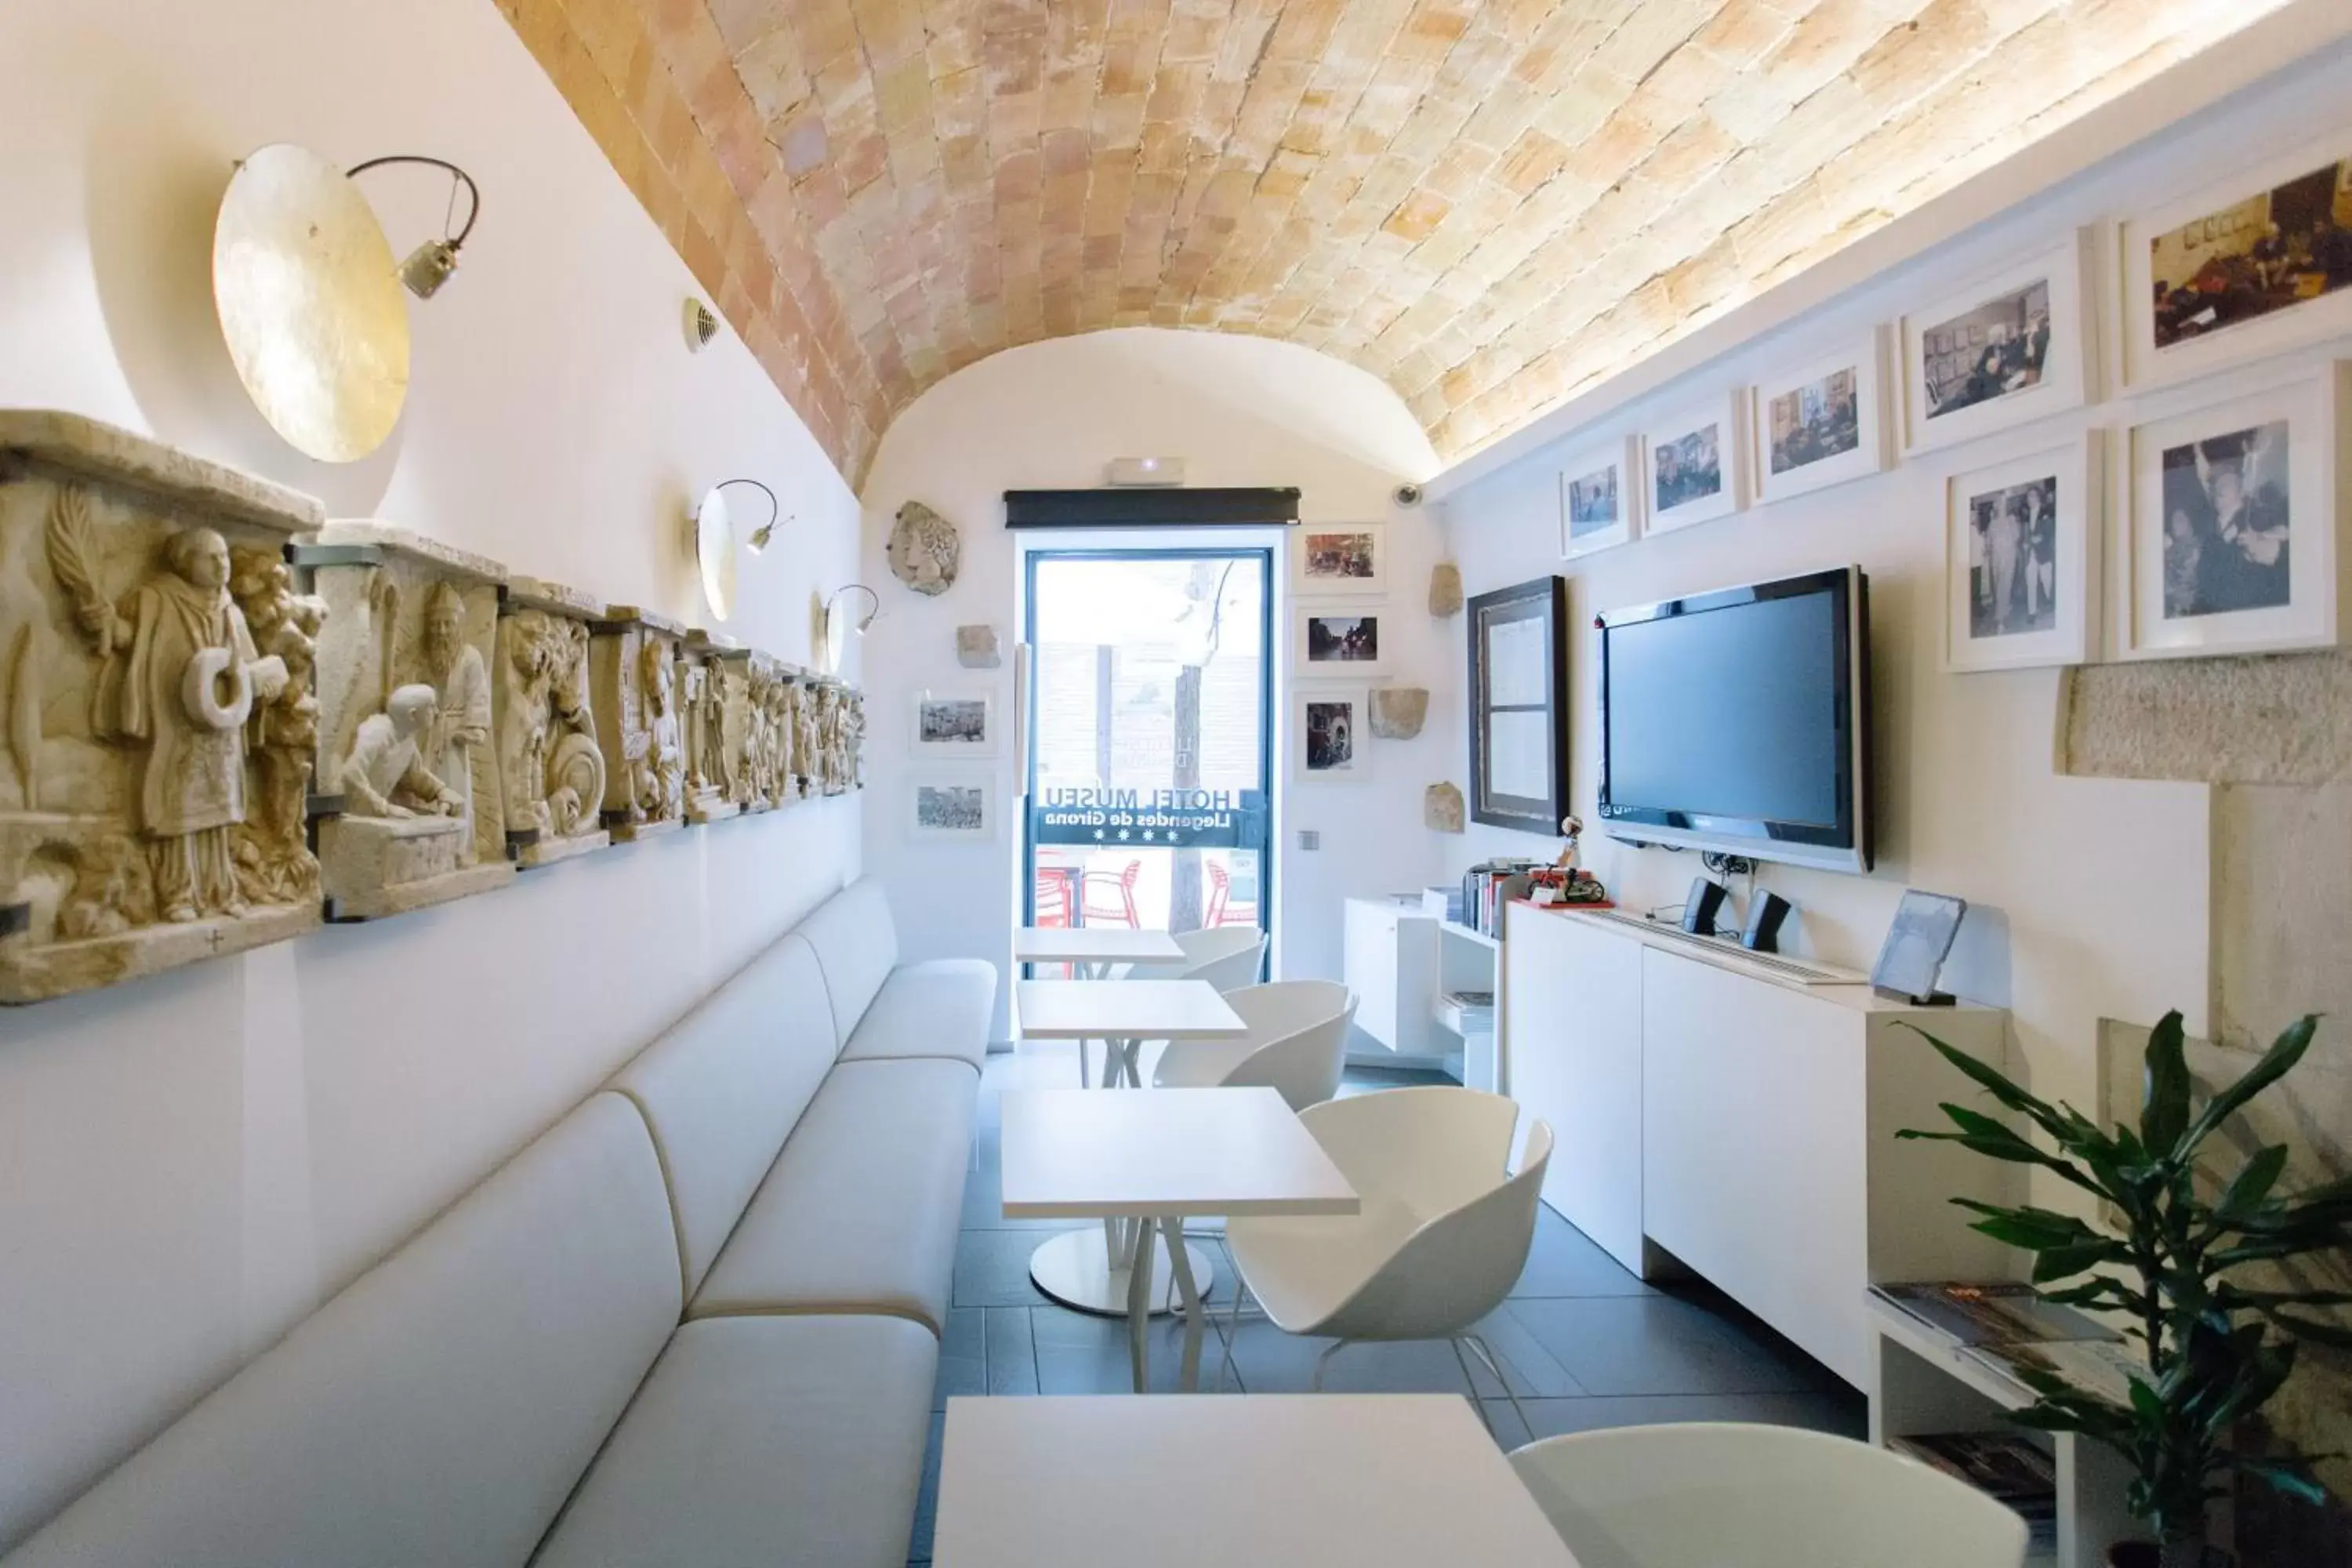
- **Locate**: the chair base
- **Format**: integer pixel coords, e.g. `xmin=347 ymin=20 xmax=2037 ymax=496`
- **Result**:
xmin=1029 ymin=1228 xmax=1218 ymax=1318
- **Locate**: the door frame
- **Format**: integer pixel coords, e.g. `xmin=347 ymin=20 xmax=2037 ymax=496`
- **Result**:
xmin=1018 ymin=544 xmax=1277 ymax=939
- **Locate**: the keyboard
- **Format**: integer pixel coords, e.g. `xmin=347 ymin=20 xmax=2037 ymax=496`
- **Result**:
xmin=1572 ymin=908 xmax=1867 ymax=985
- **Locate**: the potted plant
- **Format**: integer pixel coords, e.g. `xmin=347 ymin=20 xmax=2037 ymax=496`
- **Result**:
xmin=1900 ymin=1011 xmax=2352 ymax=1568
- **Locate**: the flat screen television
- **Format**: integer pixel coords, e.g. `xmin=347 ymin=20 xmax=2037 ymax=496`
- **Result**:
xmin=1596 ymin=565 xmax=1872 ymax=874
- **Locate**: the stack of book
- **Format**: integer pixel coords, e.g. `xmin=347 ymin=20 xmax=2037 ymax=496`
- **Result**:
xmin=1438 ymin=988 xmax=1494 ymax=1037
xmin=1871 ymin=1280 xmax=2145 ymax=1404
xmin=1886 ymin=1432 xmax=2059 ymax=1554
xmin=1459 ymin=860 xmax=1541 ymax=935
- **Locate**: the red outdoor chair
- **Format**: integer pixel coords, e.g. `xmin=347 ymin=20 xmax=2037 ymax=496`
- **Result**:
xmin=1034 ymin=869 xmax=1073 ymax=928
xmin=1081 ymin=860 xmax=1142 ymax=927
xmin=1206 ymin=862 xmax=1258 ymax=928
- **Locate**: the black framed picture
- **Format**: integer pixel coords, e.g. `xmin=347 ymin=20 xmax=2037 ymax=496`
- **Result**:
xmin=1468 ymin=575 xmax=1569 ymax=833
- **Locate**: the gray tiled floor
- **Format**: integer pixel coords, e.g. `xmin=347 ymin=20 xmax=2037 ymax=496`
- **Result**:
xmin=907 ymin=1046 xmax=1864 ymax=1564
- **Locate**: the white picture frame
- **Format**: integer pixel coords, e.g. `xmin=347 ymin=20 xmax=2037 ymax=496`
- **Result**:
xmin=1899 ymin=229 xmax=2093 ymax=456
xmin=2120 ymin=134 xmax=2352 ymax=392
xmin=1640 ymin=390 xmax=1746 ymax=533
xmin=1942 ymin=435 xmax=2100 ymax=673
xmin=1292 ymin=601 xmax=1391 ymax=678
xmin=1291 ymin=522 xmax=1387 ymax=596
xmin=1749 ymin=329 xmax=1889 ymax=506
xmin=910 ymin=688 xmax=996 ymax=757
xmin=2119 ymin=362 xmax=2347 ymax=661
xmin=908 ymin=772 xmax=996 ymax=841
xmin=1291 ymin=684 xmax=1373 ymax=785
xmin=1558 ymin=435 xmax=1641 ymax=558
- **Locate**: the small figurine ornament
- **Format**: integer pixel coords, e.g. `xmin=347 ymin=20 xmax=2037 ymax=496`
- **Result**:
xmin=1553 ymin=814 xmax=1584 ymax=871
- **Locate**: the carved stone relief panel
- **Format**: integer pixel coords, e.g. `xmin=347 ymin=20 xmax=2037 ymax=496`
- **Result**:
xmin=702 ymin=639 xmax=761 ymax=814
xmin=493 ymin=575 xmax=609 ymax=869
xmin=789 ymin=669 xmax=821 ymax=798
xmin=0 ymin=413 xmax=330 ymax=1001
xmin=679 ymin=631 xmax=741 ymax=826
xmin=812 ymin=680 xmax=846 ymax=796
xmin=589 ymin=605 xmax=688 ymax=841
xmin=298 ymin=521 xmax=514 ymax=921
xmin=844 ymin=686 xmax=866 ymax=790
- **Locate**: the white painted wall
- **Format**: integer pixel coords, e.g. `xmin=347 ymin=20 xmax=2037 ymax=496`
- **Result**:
xmin=0 ymin=0 xmax=862 ymax=1547
xmin=1440 ymin=37 xmax=2352 ymax=1195
xmin=857 ymin=328 xmax=1446 ymax=1040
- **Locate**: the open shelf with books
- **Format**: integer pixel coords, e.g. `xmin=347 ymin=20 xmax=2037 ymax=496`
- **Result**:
xmin=1867 ymin=1285 xmax=2139 ymax=1567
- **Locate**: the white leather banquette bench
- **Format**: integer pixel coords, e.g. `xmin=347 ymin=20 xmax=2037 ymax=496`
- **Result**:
xmin=9 ymin=877 xmax=993 ymax=1567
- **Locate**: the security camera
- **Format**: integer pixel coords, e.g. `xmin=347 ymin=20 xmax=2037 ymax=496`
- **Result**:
xmin=1393 ymin=483 xmax=1423 ymax=507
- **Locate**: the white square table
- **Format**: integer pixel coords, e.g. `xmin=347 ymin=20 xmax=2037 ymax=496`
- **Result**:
xmin=1011 ymin=978 xmax=1243 ymax=1042
xmin=1013 ymin=926 xmax=1184 ymax=978
xmin=935 ymin=1395 xmax=1581 ymax=1567
xmin=1003 ymin=1086 xmax=1357 ymax=1390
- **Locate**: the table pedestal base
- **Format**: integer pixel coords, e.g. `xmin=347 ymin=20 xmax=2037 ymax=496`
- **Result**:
xmin=1029 ymin=1227 xmax=1216 ymax=1318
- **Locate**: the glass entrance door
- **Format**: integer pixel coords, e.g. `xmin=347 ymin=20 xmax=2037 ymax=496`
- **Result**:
xmin=1023 ymin=549 xmax=1272 ymax=948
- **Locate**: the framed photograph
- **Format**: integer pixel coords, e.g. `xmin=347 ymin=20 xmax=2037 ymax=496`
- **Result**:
xmin=1899 ymin=230 xmax=2092 ymax=456
xmin=2121 ymin=363 xmax=2347 ymax=660
xmin=910 ymin=688 xmax=996 ymax=757
xmin=1641 ymin=392 xmax=1745 ymax=533
xmin=1942 ymin=436 xmax=2100 ymax=672
xmin=1292 ymin=602 xmax=1390 ymax=678
xmin=2122 ymin=136 xmax=2352 ymax=390
xmin=1292 ymin=523 xmax=1386 ymax=596
xmin=1292 ymin=685 xmax=1372 ymax=785
xmin=908 ymin=774 xmax=995 ymax=841
xmin=1749 ymin=330 xmax=1889 ymax=505
xmin=1870 ymin=891 xmax=1968 ymax=1004
xmin=1468 ymin=575 xmax=1568 ymax=833
xmin=1559 ymin=436 xmax=1641 ymax=558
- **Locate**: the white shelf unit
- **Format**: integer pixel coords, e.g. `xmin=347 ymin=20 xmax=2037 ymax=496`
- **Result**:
xmin=1502 ymin=903 xmax=2019 ymax=1391
xmin=1341 ymin=898 xmax=1499 ymax=1081
xmin=1870 ymin=1298 xmax=2136 ymax=1567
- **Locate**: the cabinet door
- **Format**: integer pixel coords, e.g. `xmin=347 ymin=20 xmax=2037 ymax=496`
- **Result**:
xmin=1641 ymin=949 xmax=1870 ymax=1388
xmin=1342 ymin=900 xmax=1400 ymax=1050
xmin=1503 ymin=909 xmax=1645 ymax=1272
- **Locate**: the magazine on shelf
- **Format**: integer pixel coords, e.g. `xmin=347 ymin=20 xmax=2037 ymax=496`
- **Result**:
xmin=1887 ymin=1432 xmax=2058 ymax=1548
xmin=1966 ymin=1338 xmax=2153 ymax=1409
xmin=1871 ymin=1281 xmax=2119 ymax=1348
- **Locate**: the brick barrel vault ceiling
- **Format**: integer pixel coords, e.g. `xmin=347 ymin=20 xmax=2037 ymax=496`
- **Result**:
xmin=500 ymin=0 xmax=2278 ymax=486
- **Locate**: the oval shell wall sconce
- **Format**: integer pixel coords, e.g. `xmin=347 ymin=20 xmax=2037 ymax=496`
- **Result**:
xmin=214 ymin=144 xmax=413 ymax=463
xmin=690 ymin=479 xmax=778 ymax=622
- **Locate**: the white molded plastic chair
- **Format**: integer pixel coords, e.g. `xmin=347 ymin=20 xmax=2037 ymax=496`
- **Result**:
xmin=1087 ymin=927 xmax=1269 ymax=1087
xmin=1507 ymin=1423 xmax=2029 ymax=1568
xmin=1127 ymin=925 xmax=1267 ymax=992
xmin=1222 ymin=1087 xmax=1553 ymax=1432
xmin=1152 ymin=980 xmax=1356 ymax=1111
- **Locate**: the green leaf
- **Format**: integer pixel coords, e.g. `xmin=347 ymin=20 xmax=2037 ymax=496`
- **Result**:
xmin=1950 ymin=1200 xmax=2102 ymax=1250
xmin=2030 ymin=1241 xmax=2124 ymax=1283
xmin=2180 ymin=1014 xmax=2319 ymax=1156
xmin=1896 ymin=1022 xmax=2078 ymax=1145
xmin=2142 ymin=1010 xmax=2193 ymax=1155
xmin=2213 ymin=1145 xmax=2290 ymax=1224
xmin=2237 ymin=1457 xmax=2329 ymax=1507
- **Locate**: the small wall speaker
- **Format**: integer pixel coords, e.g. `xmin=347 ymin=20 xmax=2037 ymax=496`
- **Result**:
xmin=1741 ymin=890 xmax=1793 ymax=953
xmin=1681 ymin=877 xmax=1727 ymax=936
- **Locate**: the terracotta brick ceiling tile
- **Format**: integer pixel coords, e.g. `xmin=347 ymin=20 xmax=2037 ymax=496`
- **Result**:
xmin=504 ymin=0 xmax=2285 ymax=485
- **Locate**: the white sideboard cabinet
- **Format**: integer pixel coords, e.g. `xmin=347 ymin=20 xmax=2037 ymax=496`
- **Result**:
xmin=1503 ymin=904 xmax=2018 ymax=1390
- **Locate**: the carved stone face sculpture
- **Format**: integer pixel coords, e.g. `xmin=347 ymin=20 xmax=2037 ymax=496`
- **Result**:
xmin=887 ymin=500 xmax=960 ymax=597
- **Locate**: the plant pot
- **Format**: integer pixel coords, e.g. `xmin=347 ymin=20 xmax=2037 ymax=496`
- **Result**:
xmin=2106 ymin=1543 xmax=2235 ymax=1568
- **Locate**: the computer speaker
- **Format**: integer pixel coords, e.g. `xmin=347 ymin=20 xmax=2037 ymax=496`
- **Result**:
xmin=1681 ymin=877 xmax=1727 ymax=937
xmin=1742 ymin=890 xmax=1793 ymax=954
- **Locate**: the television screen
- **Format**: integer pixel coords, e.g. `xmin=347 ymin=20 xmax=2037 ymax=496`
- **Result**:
xmin=1598 ymin=567 xmax=1871 ymax=873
